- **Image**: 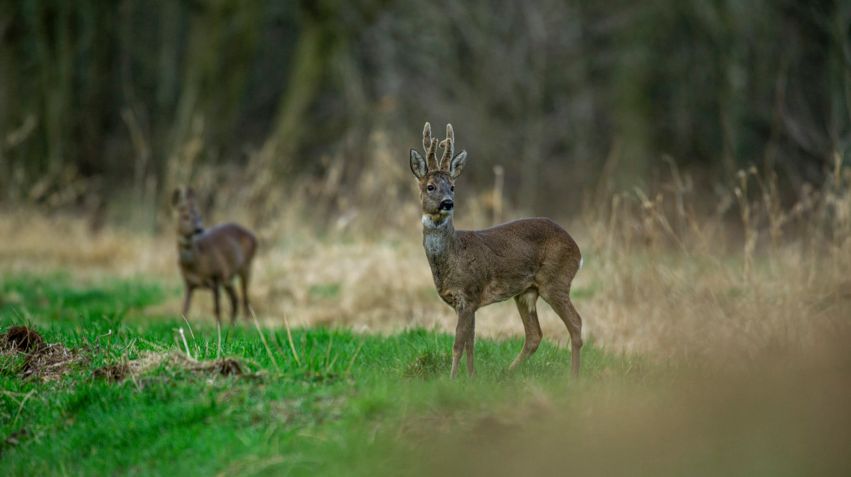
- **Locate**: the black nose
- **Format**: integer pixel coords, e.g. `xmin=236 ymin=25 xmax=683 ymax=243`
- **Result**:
xmin=439 ymin=199 xmax=454 ymax=211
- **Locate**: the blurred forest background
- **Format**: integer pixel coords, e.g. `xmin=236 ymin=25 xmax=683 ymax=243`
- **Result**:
xmin=0 ymin=0 xmax=849 ymax=231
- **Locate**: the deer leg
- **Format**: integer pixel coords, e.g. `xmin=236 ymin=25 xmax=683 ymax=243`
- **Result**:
xmin=239 ymin=270 xmax=251 ymax=318
xmin=181 ymin=284 xmax=195 ymax=317
xmin=451 ymin=307 xmax=475 ymax=379
xmin=544 ymin=293 xmax=583 ymax=377
xmin=224 ymin=283 xmax=239 ymax=324
xmin=465 ymin=316 xmax=477 ymax=377
xmin=509 ymin=288 xmax=542 ymax=371
xmin=212 ymin=282 xmax=222 ymax=326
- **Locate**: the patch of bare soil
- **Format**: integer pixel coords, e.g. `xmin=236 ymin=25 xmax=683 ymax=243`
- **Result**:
xmin=2 ymin=326 xmax=45 ymax=351
xmin=1 ymin=326 xmax=87 ymax=381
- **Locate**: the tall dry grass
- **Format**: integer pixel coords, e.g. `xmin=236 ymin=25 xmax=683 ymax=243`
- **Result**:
xmin=579 ymin=156 xmax=851 ymax=365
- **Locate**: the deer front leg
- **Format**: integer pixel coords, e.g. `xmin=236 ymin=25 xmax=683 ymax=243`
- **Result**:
xmin=212 ymin=282 xmax=222 ymax=325
xmin=465 ymin=316 xmax=477 ymax=377
xmin=239 ymin=270 xmax=252 ymax=318
xmin=224 ymin=283 xmax=239 ymax=324
xmin=182 ymin=284 xmax=195 ymax=317
xmin=451 ymin=307 xmax=475 ymax=379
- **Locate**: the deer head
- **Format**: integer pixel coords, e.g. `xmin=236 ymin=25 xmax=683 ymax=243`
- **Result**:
xmin=409 ymin=123 xmax=468 ymax=223
xmin=171 ymin=186 xmax=204 ymax=236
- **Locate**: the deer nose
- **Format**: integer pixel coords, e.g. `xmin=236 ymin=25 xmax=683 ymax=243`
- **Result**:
xmin=439 ymin=199 xmax=454 ymax=211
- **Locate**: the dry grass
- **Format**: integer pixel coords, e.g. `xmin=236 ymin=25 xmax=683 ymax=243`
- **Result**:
xmin=92 ymin=351 xmax=246 ymax=382
xmin=0 ymin=209 xmax=174 ymax=279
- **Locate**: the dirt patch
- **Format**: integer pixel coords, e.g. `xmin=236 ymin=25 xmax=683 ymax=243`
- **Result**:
xmin=1 ymin=326 xmax=87 ymax=381
xmin=2 ymin=326 xmax=45 ymax=352
xmin=93 ymin=352 xmax=248 ymax=383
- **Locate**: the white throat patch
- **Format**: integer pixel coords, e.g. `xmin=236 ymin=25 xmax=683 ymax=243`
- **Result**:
xmin=422 ymin=214 xmax=451 ymax=256
xmin=421 ymin=214 xmax=449 ymax=229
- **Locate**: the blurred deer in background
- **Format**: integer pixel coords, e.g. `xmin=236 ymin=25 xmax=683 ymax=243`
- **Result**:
xmin=172 ymin=186 xmax=257 ymax=325
xmin=409 ymin=123 xmax=584 ymax=378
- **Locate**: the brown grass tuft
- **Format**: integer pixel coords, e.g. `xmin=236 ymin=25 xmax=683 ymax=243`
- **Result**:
xmin=19 ymin=343 xmax=87 ymax=382
xmin=93 ymin=352 xmax=248 ymax=383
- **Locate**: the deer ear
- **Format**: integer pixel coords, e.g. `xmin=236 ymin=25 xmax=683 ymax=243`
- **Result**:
xmin=410 ymin=149 xmax=427 ymax=179
xmin=449 ymin=150 xmax=467 ymax=179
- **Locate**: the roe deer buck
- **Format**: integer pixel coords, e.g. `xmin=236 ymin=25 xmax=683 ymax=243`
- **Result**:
xmin=409 ymin=123 xmax=584 ymax=378
xmin=171 ymin=186 xmax=257 ymax=325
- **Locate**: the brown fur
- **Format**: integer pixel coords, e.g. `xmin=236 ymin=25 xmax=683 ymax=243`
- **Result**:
xmin=410 ymin=123 xmax=584 ymax=378
xmin=172 ymin=187 xmax=257 ymax=324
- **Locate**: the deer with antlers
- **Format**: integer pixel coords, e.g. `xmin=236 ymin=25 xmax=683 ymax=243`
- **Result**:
xmin=409 ymin=123 xmax=584 ymax=378
xmin=171 ymin=186 xmax=257 ymax=325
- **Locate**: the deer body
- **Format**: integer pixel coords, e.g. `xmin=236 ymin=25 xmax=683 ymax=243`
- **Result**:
xmin=178 ymin=224 xmax=255 ymax=287
xmin=411 ymin=123 xmax=584 ymax=378
xmin=424 ymin=217 xmax=580 ymax=309
xmin=173 ymin=187 xmax=257 ymax=324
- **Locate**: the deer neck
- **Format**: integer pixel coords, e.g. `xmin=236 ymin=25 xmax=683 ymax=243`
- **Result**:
xmin=422 ymin=214 xmax=457 ymax=282
xmin=177 ymin=226 xmax=205 ymax=264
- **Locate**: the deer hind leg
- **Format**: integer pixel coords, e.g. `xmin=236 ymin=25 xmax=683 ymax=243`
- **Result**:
xmin=238 ymin=269 xmax=252 ymax=318
xmin=542 ymin=289 xmax=583 ymax=377
xmin=182 ymin=284 xmax=195 ymax=317
xmin=224 ymin=282 xmax=239 ymax=324
xmin=509 ymin=288 xmax=543 ymax=371
xmin=211 ymin=281 xmax=222 ymax=326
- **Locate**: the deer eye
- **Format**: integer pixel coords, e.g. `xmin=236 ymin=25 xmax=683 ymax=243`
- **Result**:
xmin=427 ymin=184 xmax=435 ymax=192
xmin=450 ymin=185 xmax=455 ymax=192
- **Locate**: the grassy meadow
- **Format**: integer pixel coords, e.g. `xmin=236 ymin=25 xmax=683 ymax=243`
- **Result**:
xmin=1 ymin=162 xmax=850 ymax=476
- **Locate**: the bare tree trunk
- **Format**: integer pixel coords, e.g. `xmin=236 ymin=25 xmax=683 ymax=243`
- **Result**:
xmin=257 ymin=10 xmax=342 ymax=177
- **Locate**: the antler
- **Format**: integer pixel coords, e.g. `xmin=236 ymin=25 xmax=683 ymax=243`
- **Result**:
xmin=423 ymin=122 xmax=439 ymax=171
xmin=422 ymin=122 xmax=432 ymax=152
xmin=426 ymin=138 xmax=439 ymax=171
xmin=439 ymin=124 xmax=454 ymax=171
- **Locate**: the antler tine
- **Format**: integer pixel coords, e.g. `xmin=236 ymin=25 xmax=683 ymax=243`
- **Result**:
xmin=426 ymin=138 xmax=439 ymax=171
xmin=439 ymin=124 xmax=454 ymax=170
xmin=422 ymin=122 xmax=432 ymax=154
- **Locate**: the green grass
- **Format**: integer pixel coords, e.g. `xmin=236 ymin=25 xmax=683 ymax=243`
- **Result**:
xmin=0 ymin=272 xmax=168 ymax=324
xmin=0 ymin=274 xmax=636 ymax=476
xmin=307 ymin=282 xmax=342 ymax=300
